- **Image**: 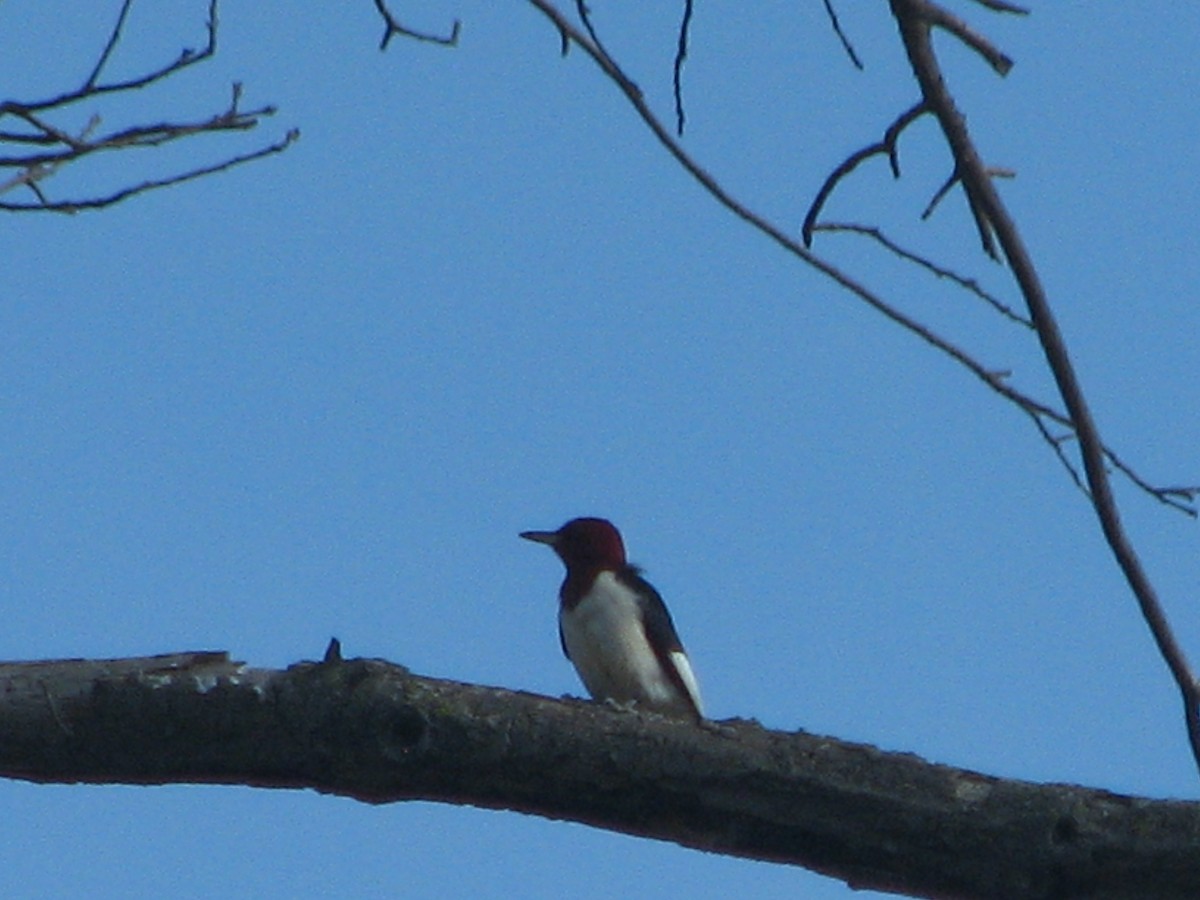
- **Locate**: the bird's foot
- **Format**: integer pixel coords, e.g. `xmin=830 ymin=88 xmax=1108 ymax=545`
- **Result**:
xmin=603 ymin=697 xmax=641 ymax=714
xmin=698 ymin=718 xmax=738 ymax=738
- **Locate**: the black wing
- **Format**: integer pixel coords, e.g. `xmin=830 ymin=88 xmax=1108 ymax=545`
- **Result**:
xmin=558 ymin=618 xmax=570 ymax=660
xmin=618 ymin=565 xmax=700 ymax=716
xmin=622 ymin=567 xmax=685 ymax=653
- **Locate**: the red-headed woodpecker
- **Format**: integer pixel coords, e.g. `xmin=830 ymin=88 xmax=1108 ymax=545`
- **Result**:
xmin=520 ymin=517 xmax=703 ymax=720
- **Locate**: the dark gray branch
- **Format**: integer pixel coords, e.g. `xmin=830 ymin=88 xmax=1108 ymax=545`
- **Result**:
xmin=3 ymin=651 xmax=1200 ymax=900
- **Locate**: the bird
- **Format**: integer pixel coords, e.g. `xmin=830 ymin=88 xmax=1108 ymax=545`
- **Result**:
xmin=519 ymin=517 xmax=703 ymax=720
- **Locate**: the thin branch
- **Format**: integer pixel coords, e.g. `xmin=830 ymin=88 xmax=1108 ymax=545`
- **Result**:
xmin=969 ymin=0 xmax=1031 ymax=15
xmin=923 ymin=166 xmax=1015 ymax=223
xmin=522 ymin=0 xmax=1193 ymax=522
xmin=922 ymin=1 xmax=1013 ymax=75
xmin=2 ymin=109 xmax=89 ymax=154
xmin=922 ymin=168 xmax=959 ymax=219
xmin=371 ymin=0 xmax=460 ymax=50
xmin=0 ymin=0 xmax=218 ymax=118
xmin=672 ymin=0 xmax=695 ymax=136
xmin=930 ymin=166 xmax=1001 ymax=258
xmin=1031 ymin=417 xmax=1090 ymax=501
xmin=0 ymin=130 xmax=61 ymax=146
xmin=1103 ymin=448 xmax=1200 ymax=517
xmin=571 ymin=0 xmax=641 ymax=98
xmin=0 ymin=3 xmax=296 ymax=212
xmin=890 ymin=0 xmax=1200 ymax=773
xmin=822 ymin=0 xmax=864 ymax=70
xmin=85 ymin=0 xmax=137 ymax=89
xmin=802 ymin=101 xmax=928 ymax=246
xmin=876 ymin=0 xmax=1019 ymax=260
xmin=813 ymin=222 xmax=1033 ymax=327
xmin=575 ymin=0 xmax=605 ymax=60
xmin=0 ymin=128 xmax=298 ymax=213
xmin=25 ymin=180 xmax=49 ymax=206
xmin=0 ymin=114 xmax=99 ymax=198
xmin=0 ymin=102 xmax=275 ymax=169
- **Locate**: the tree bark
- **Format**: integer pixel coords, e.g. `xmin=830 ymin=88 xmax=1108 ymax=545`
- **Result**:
xmin=1 ymin=651 xmax=1197 ymax=900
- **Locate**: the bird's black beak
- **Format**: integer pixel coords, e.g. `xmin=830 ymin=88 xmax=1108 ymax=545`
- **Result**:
xmin=519 ymin=529 xmax=558 ymax=546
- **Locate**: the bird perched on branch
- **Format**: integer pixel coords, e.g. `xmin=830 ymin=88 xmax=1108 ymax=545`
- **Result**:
xmin=520 ymin=517 xmax=703 ymax=720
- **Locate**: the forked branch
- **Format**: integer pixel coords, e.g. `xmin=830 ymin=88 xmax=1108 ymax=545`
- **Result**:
xmin=371 ymin=0 xmax=460 ymax=50
xmin=888 ymin=0 xmax=1200 ymax=773
xmin=802 ymin=102 xmax=927 ymax=246
xmin=0 ymin=0 xmax=295 ymax=212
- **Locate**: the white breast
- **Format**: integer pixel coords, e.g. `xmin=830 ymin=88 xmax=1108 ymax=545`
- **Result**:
xmin=559 ymin=571 xmax=702 ymax=716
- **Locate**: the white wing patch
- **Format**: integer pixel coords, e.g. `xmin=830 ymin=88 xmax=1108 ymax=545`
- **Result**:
xmin=669 ymin=649 xmax=704 ymax=717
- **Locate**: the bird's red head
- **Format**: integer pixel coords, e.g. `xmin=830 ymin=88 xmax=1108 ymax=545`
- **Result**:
xmin=519 ymin=517 xmax=627 ymax=572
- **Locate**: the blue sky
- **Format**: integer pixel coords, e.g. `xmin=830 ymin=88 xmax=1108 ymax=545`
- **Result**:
xmin=2 ymin=3 xmax=1199 ymax=898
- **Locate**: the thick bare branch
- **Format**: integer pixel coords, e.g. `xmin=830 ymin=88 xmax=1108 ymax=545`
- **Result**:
xmin=3 ymin=652 xmax=1200 ymax=900
xmin=888 ymin=0 xmax=1200 ymax=773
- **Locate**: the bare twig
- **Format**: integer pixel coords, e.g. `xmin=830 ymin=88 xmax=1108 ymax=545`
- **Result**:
xmin=371 ymin=0 xmax=460 ymax=50
xmin=969 ymin=0 xmax=1031 ymax=14
xmin=0 ymin=115 xmax=99 ymax=197
xmin=802 ymin=102 xmax=927 ymax=246
xmin=2 ymin=0 xmax=219 ymax=116
xmin=574 ymin=0 xmax=609 ymax=66
xmin=890 ymin=0 xmax=1200 ymax=774
xmin=0 ymin=129 xmax=298 ymax=213
xmin=1033 ymin=417 xmax=1090 ymax=500
xmin=1103 ymin=448 xmax=1200 ymax=516
xmin=922 ymin=1 xmax=1013 ymax=75
xmin=673 ymin=0 xmax=695 ymax=136
xmin=923 ymin=166 xmax=1015 ymax=222
xmin=813 ymin=221 xmax=1033 ymax=327
xmin=1 ymin=98 xmax=276 ymax=169
xmin=85 ymin=0 xmax=138 ymax=89
xmin=822 ymin=0 xmax=864 ymax=70
xmin=570 ymin=0 xmax=641 ymax=98
xmin=921 ymin=169 xmax=960 ymax=219
xmin=0 ymin=0 xmax=295 ymax=211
